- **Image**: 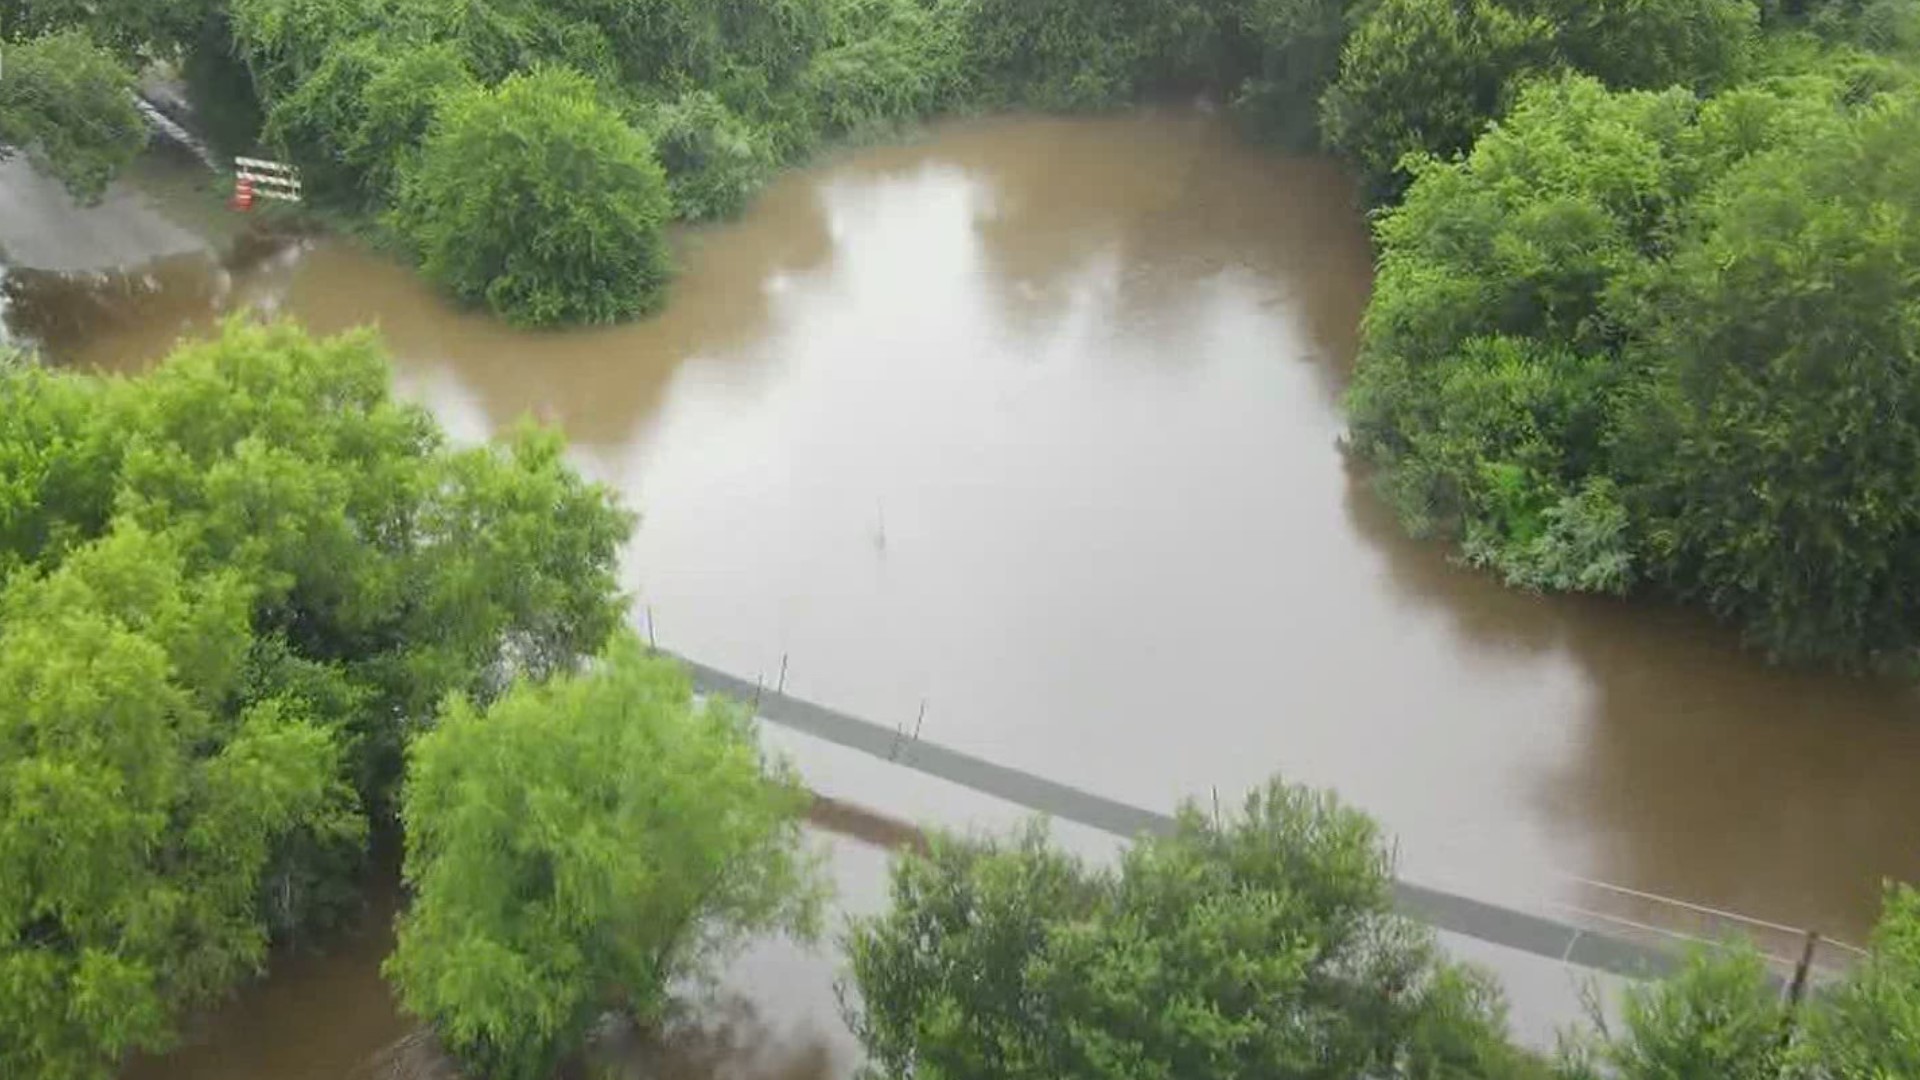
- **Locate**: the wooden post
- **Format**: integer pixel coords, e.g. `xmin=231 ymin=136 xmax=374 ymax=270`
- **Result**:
xmin=776 ymin=653 xmax=788 ymax=695
xmin=1777 ymin=928 xmax=1820 ymax=1062
xmin=646 ymin=605 xmax=657 ymax=650
xmin=1786 ymin=929 xmax=1819 ymax=1010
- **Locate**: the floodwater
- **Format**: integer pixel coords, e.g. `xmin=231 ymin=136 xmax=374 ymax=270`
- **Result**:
xmin=7 ymin=110 xmax=1920 ymax=1077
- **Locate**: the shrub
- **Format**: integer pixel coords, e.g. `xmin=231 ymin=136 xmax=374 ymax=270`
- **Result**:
xmin=385 ymin=637 xmax=819 ymax=1080
xmin=1347 ymin=77 xmax=1697 ymax=568
xmin=394 ymin=68 xmax=676 ymax=327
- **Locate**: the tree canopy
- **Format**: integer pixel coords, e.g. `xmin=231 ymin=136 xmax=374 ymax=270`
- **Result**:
xmin=385 ymin=635 xmax=819 ymax=1080
xmin=845 ymin=778 xmax=1541 ymax=1080
xmin=393 ymin=67 xmax=676 ymax=327
xmin=0 ymin=320 xmax=631 ymax=1079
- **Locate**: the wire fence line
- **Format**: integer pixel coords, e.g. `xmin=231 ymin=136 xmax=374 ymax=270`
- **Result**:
xmin=664 ymin=648 xmax=1862 ymax=989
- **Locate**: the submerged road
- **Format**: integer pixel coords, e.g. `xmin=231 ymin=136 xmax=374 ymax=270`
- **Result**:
xmin=675 ymin=653 xmax=1829 ymax=987
xmin=0 ymin=157 xmax=207 ymax=272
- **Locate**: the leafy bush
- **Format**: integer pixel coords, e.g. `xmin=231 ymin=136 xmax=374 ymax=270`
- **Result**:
xmin=846 ymin=778 xmax=1544 ymax=1080
xmin=1560 ymin=886 xmax=1920 ymax=1078
xmin=1346 ymin=74 xmax=1876 ymax=606
xmin=0 ymin=30 xmax=147 ymax=202
xmin=647 ymin=90 xmax=777 ymax=220
xmin=386 ymin=636 xmax=819 ymax=1080
xmin=395 ymin=68 xmax=676 ymax=327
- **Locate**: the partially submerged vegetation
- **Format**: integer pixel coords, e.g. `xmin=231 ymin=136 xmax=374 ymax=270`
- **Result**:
xmin=0 ymin=325 xmax=1916 ymax=1077
xmin=8 ymin=0 xmax=1920 ymax=1071
xmin=847 ymin=781 xmax=1920 ymax=1080
xmin=0 ymin=322 xmax=818 ymax=1079
xmin=12 ymin=0 xmax=1920 ymax=662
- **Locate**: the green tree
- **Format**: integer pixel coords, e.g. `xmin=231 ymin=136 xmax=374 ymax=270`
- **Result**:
xmin=385 ymin=636 xmax=819 ymax=1080
xmin=1320 ymin=0 xmax=1554 ymax=191
xmin=1624 ymin=92 xmax=1920 ymax=665
xmin=0 ymin=30 xmax=147 ymax=202
xmin=846 ymin=778 xmax=1541 ymax=1080
xmin=107 ymin=319 xmax=633 ymax=801
xmin=1347 ymin=76 xmax=1701 ymax=586
xmin=2 ymin=319 xmax=635 ymax=1076
xmin=0 ymin=0 xmax=216 ymax=60
xmin=1347 ymin=74 xmax=1854 ymax=599
xmin=0 ymin=527 xmax=361 ymax=1080
xmin=394 ymin=67 xmax=676 ymax=327
xmin=1558 ymin=885 xmax=1920 ymax=1078
xmin=952 ymin=0 xmax=1222 ymax=110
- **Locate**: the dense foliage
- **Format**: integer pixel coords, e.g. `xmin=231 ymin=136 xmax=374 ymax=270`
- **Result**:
xmin=0 ymin=321 xmax=631 ymax=1079
xmin=1349 ymin=59 xmax=1920 ymax=665
xmin=394 ymin=68 xmax=676 ymax=327
xmin=386 ymin=635 xmax=818 ymax=1080
xmin=0 ymin=29 xmax=146 ymax=202
xmin=846 ymin=778 xmax=1543 ymax=1080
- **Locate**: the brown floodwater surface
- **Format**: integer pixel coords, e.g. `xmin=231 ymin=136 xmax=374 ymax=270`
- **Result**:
xmin=8 ymin=110 xmax=1920 ymax=1076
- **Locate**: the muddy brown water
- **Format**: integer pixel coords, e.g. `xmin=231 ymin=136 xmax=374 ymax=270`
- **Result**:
xmin=6 ymin=110 xmax=1919 ymax=1077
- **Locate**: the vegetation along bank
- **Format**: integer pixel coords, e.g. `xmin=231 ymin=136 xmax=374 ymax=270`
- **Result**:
xmin=9 ymin=0 xmax=1920 ymax=664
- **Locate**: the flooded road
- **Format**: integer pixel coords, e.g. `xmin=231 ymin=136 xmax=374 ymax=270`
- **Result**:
xmin=8 ymin=109 xmax=1919 ymax=1076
